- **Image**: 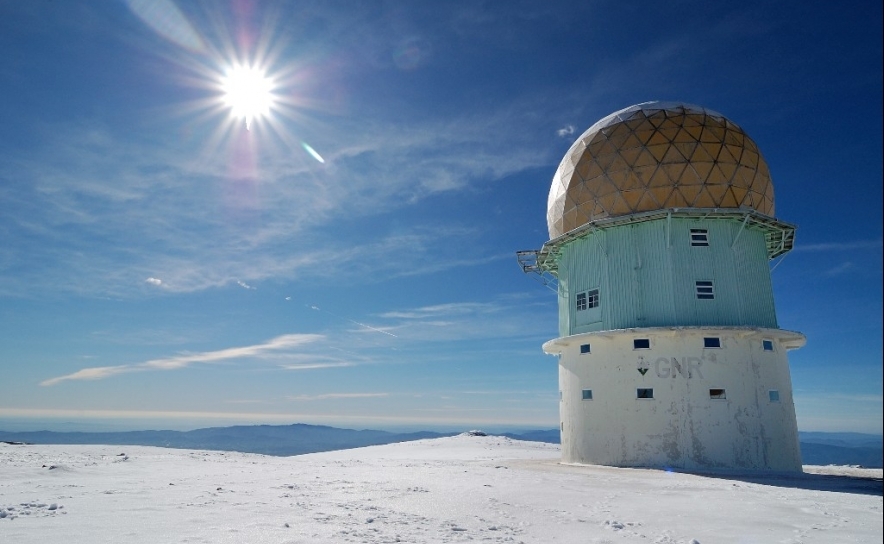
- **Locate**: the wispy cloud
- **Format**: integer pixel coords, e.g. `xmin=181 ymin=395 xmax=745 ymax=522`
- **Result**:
xmin=794 ymin=239 xmax=883 ymax=252
xmin=379 ymin=301 xmax=498 ymax=320
xmin=822 ymin=262 xmax=854 ymax=277
xmin=310 ymin=304 xmax=398 ymax=337
xmin=41 ymin=333 xmax=324 ymax=386
xmin=280 ymin=362 xmax=356 ymax=370
xmin=0 ymin=98 xmax=557 ymax=297
xmin=287 ymin=392 xmax=389 ymax=401
xmin=368 ymin=293 xmax=556 ymax=345
xmin=556 ymin=125 xmax=575 ymax=137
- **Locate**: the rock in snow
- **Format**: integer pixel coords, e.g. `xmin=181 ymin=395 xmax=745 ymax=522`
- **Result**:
xmin=1 ymin=435 xmax=880 ymax=543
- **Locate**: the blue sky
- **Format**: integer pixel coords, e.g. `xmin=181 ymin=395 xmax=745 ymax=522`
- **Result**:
xmin=0 ymin=0 xmax=881 ymax=434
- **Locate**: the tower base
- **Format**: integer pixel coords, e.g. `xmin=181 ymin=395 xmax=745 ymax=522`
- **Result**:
xmin=544 ymin=327 xmax=805 ymax=471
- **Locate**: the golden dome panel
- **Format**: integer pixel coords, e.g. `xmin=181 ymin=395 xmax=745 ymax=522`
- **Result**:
xmin=547 ymin=102 xmax=775 ymax=239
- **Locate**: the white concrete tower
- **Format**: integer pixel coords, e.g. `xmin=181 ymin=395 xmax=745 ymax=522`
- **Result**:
xmin=519 ymin=102 xmax=805 ymax=471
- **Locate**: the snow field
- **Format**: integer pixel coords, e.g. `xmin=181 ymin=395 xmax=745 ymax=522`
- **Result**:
xmin=0 ymin=435 xmax=880 ymax=543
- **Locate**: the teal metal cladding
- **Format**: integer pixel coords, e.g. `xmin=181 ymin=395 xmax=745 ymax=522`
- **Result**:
xmin=556 ymin=217 xmax=777 ymax=336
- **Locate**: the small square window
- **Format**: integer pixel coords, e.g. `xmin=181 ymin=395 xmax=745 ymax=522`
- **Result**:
xmin=582 ymin=389 xmax=593 ymax=400
xmin=709 ymin=388 xmax=726 ymax=399
xmin=580 ymin=343 xmax=591 ymax=354
xmin=690 ymin=228 xmax=709 ymax=246
xmin=633 ymin=338 xmax=650 ymax=349
xmin=576 ymin=292 xmax=587 ymax=311
xmin=696 ymin=280 xmax=715 ymax=300
xmin=637 ymin=388 xmax=654 ymax=399
xmin=703 ymin=337 xmax=721 ymax=348
xmin=762 ymin=340 xmax=774 ymax=351
xmin=769 ymin=390 xmax=780 ymax=402
xmin=587 ymin=289 xmax=599 ymax=309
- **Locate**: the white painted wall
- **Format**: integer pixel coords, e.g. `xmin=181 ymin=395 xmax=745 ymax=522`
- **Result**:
xmin=544 ymin=327 xmax=805 ymax=472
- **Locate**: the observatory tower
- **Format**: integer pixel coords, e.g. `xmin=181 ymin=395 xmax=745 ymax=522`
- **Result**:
xmin=519 ymin=102 xmax=805 ymax=471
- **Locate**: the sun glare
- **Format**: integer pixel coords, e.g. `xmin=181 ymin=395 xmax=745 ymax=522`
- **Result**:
xmin=221 ymin=65 xmax=275 ymax=130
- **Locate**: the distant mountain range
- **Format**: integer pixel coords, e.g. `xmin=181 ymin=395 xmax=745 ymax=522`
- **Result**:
xmin=0 ymin=424 xmax=453 ymax=457
xmin=1 ymin=425 xmax=880 ymax=468
xmin=796 ymin=432 xmax=883 ymax=468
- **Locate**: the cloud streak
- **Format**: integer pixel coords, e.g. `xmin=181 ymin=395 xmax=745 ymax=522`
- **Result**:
xmin=41 ymin=333 xmax=324 ymax=386
xmin=794 ymin=239 xmax=883 ymax=252
xmin=280 ymin=362 xmax=356 ymax=370
xmin=287 ymin=392 xmax=389 ymax=401
xmin=822 ymin=262 xmax=854 ymax=277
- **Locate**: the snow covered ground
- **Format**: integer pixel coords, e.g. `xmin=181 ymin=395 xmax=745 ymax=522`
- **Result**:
xmin=1 ymin=434 xmax=881 ymax=543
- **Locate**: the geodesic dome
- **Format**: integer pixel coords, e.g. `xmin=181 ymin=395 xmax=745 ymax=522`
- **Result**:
xmin=547 ymin=102 xmax=775 ymax=239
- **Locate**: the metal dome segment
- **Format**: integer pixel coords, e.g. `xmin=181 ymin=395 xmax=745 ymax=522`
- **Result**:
xmin=547 ymin=102 xmax=775 ymax=239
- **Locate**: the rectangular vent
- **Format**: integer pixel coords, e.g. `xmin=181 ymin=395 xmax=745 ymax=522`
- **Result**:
xmin=709 ymin=388 xmax=726 ymax=399
xmin=690 ymin=228 xmax=709 ymax=246
xmin=696 ymin=280 xmax=715 ymax=299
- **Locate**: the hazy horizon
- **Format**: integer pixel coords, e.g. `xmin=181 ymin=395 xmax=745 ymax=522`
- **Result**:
xmin=2 ymin=417 xmax=882 ymax=438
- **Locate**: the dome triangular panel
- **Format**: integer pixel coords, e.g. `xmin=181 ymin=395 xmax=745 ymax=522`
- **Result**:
xmin=546 ymin=102 xmax=776 ymax=238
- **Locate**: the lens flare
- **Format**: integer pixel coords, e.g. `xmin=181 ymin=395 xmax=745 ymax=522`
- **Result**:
xmin=221 ymin=65 xmax=275 ymax=130
xmin=301 ymin=142 xmax=325 ymax=163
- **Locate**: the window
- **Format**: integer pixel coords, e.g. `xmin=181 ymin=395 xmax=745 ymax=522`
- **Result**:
xmin=576 ymin=291 xmax=587 ymax=311
xmin=769 ymin=390 xmax=780 ymax=402
xmin=709 ymin=388 xmax=727 ymax=400
xmin=696 ymin=280 xmax=715 ymax=299
xmin=576 ymin=289 xmax=599 ymax=311
xmin=762 ymin=340 xmax=774 ymax=351
xmin=633 ymin=338 xmax=650 ymax=350
xmin=703 ymin=337 xmax=721 ymax=348
xmin=690 ymin=228 xmax=709 ymax=246
xmin=582 ymin=389 xmax=593 ymax=400
xmin=586 ymin=289 xmax=599 ymax=309
xmin=580 ymin=343 xmax=591 ymax=354
xmin=637 ymin=388 xmax=654 ymax=399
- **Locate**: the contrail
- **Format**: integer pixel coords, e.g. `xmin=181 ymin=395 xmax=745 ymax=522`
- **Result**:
xmin=309 ymin=305 xmax=398 ymax=337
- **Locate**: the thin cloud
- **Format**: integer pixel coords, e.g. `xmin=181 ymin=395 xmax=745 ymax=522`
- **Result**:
xmin=365 ymin=293 xmax=555 ymax=345
xmin=822 ymin=262 xmax=854 ymax=277
xmin=794 ymin=239 xmax=883 ymax=252
xmin=287 ymin=392 xmax=389 ymax=401
xmin=310 ymin=305 xmax=398 ymax=337
xmin=40 ymin=365 xmax=137 ymax=385
xmin=236 ymin=280 xmax=255 ymax=290
xmin=380 ymin=301 xmax=497 ymax=319
xmin=556 ymin=125 xmax=575 ymax=137
xmin=41 ymin=333 xmax=324 ymax=386
xmin=280 ymin=362 xmax=356 ymax=370
xmin=0 ymin=90 xmax=558 ymax=297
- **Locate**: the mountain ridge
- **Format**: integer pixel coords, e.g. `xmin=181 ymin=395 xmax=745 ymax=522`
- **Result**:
xmin=1 ymin=425 xmax=880 ymax=467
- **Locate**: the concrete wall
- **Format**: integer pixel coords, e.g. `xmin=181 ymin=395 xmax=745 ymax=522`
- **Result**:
xmin=545 ymin=327 xmax=804 ymax=471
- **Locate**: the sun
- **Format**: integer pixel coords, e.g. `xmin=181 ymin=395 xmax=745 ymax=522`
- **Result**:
xmin=220 ymin=64 xmax=276 ymax=130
